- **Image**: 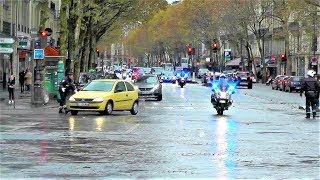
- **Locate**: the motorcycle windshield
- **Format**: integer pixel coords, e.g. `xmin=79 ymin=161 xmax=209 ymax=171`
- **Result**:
xmin=220 ymin=92 xmax=228 ymax=99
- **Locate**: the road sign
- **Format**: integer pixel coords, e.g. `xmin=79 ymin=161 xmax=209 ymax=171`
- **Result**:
xmin=0 ymin=38 xmax=15 ymax=44
xmin=34 ymin=49 xmax=44 ymax=59
xmin=0 ymin=48 xmax=14 ymax=54
xmin=19 ymin=41 xmax=28 ymax=46
xmin=0 ymin=44 xmax=13 ymax=48
xmin=224 ymin=49 xmax=232 ymax=61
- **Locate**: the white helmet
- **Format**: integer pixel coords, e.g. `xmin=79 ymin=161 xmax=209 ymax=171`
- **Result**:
xmin=219 ymin=73 xmax=226 ymax=78
xmin=307 ymin=70 xmax=315 ymax=77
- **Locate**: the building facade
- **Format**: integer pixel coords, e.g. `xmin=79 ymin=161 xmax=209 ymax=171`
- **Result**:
xmin=0 ymin=0 xmax=61 ymax=88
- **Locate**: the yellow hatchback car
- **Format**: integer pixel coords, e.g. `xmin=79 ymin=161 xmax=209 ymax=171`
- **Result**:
xmin=68 ymin=79 xmax=139 ymax=115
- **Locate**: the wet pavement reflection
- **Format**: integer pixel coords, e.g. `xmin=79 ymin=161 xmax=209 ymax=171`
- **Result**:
xmin=0 ymin=83 xmax=319 ymax=178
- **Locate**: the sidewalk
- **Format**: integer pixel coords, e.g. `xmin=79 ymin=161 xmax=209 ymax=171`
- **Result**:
xmin=0 ymin=87 xmax=57 ymax=110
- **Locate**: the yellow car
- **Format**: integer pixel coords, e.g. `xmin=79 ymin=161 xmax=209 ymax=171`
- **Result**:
xmin=68 ymin=79 xmax=139 ymax=115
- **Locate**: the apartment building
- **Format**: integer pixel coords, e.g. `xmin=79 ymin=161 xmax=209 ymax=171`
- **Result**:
xmin=0 ymin=0 xmax=61 ymax=87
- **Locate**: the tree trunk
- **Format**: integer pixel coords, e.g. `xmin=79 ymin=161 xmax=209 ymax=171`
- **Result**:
xmin=59 ymin=0 xmax=69 ymax=65
xmin=255 ymin=33 xmax=267 ymax=83
xmin=283 ymin=21 xmax=291 ymax=75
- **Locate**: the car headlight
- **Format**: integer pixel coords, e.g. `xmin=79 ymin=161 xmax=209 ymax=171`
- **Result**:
xmin=152 ymin=84 xmax=160 ymax=91
xmin=69 ymin=96 xmax=76 ymax=102
xmin=92 ymin=97 xmax=104 ymax=102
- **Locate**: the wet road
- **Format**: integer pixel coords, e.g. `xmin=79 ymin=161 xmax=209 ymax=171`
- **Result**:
xmin=0 ymin=83 xmax=319 ymax=178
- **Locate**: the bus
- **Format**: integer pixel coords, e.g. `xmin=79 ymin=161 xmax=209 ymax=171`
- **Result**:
xmin=181 ymin=57 xmax=189 ymax=69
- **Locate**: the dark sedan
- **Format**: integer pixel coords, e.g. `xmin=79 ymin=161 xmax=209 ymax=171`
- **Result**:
xmin=284 ymin=76 xmax=303 ymax=92
xmin=135 ymin=75 xmax=162 ymax=101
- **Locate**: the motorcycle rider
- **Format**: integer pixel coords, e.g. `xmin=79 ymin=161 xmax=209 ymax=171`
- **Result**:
xmin=211 ymin=74 xmax=231 ymax=105
xmin=59 ymin=72 xmax=77 ymax=113
xmin=300 ymin=70 xmax=320 ymax=118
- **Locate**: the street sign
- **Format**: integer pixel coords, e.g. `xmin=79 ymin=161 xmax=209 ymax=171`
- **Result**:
xmin=19 ymin=41 xmax=28 ymax=46
xmin=0 ymin=38 xmax=15 ymax=44
xmin=0 ymin=48 xmax=14 ymax=54
xmin=0 ymin=44 xmax=13 ymax=48
xmin=34 ymin=49 xmax=44 ymax=59
xmin=224 ymin=49 xmax=232 ymax=61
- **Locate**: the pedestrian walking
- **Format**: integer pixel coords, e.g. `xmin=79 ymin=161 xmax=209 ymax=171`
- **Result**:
xmin=58 ymin=72 xmax=77 ymax=113
xmin=300 ymin=70 xmax=320 ymax=119
xmin=7 ymin=74 xmax=15 ymax=105
xmin=19 ymin=69 xmax=26 ymax=93
xmin=25 ymin=69 xmax=32 ymax=92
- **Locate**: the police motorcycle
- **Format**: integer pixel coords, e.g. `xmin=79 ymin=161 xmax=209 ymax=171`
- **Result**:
xmin=210 ymin=80 xmax=236 ymax=115
xmin=176 ymin=72 xmax=187 ymax=88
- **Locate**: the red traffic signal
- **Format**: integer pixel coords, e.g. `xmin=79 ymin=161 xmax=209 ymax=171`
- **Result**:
xmin=280 ymin=53 xmax=286 ymax=61
xmin=212 ymin=42 xmax=218 ymax=50
xmin=188 ymin=48 xmax=192 ymax=52
xmin=96 ymin=48 xmax=100 ymax=57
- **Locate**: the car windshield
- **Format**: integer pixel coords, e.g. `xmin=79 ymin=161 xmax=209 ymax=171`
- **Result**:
xmin=82 ymin=81 xmax=114 ymax=91
xmin=136 ymin=76 xmax=158 ymax=84
xmin=153 ymin=68 xmax=164 ymax=73
xmin=238 ymin=73 xmax=248 ymax=78
xmin=293 ymin=76 xmax=303 ymax=81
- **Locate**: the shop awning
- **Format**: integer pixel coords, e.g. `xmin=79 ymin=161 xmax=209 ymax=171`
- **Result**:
xmin=45 ymin=46 xmax=60 ymax=56
xmin=225 ymin=58 xmax=241 ymax=66
xmin=225 ymin=58 xmax=248 ymax=66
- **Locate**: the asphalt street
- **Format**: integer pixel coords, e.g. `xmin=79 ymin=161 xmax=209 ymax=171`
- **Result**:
xmin=0 ymin=83 xmax=319 ymax=179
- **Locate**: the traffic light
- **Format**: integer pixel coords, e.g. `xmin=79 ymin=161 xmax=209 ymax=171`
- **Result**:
xmin=96 ymin=48 xmax=100 ymax=57
xmin=212 ymin=42 xmax=218 ymax=51
xmin=280 ymin=53 xmax=287 ymax=61
xmin=187 ymin=47 xmax=192 ymax=55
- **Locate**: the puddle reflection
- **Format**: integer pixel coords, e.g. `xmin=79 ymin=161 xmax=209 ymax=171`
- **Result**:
xmin=212 ymin=116 xmax=237 ymax=179
xmin=67 ymin=115 xmax=139 ymax=132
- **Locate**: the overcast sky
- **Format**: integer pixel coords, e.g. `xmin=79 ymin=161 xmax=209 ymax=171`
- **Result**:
xmin=166 ymin=0 xmax=175 ymax=4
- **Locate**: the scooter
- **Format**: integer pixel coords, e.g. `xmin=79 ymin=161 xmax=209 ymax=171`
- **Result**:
xmin=211 ymin=84 xmax=234 ymax=115
xmin=178 ymin=77 xmax=186 ymax=88
xmin=266 ymin=77 xmax=272 ymax=86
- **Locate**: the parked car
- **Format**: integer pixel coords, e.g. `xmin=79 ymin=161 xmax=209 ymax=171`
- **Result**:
xmin=284 ymin=76 xmax=303 ymax=92
xmin=68 ymin=79 xmax=139 ymax=115
xmin=279 ymin=76 xmax=290 ymax=91
xmin=271 ymin=75 xmax=285 ymax=90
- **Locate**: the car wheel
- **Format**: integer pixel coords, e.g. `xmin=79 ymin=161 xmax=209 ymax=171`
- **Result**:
xmin=105 ymin=101 xmax=113 ymax=115
xmin=71 ymin=110 xmax=78 ymax=115
xmin=130 ymin=101 xmax=139 ymax=115
xmin=272 ymin=86 xmax=274 ymax=90
xmin=157 ymin=94 xmax=162 ymax=101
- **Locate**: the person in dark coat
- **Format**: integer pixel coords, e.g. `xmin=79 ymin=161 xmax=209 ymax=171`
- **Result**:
xmin=58 ymin=72 xmax=76 ymax=113
xmin=19 ymin=69 xmax=26 ymax=93
xmin=7 ymin=74 xmax=15 ymax=104
xmin=300 ymin=70 xmax=320 ymax=118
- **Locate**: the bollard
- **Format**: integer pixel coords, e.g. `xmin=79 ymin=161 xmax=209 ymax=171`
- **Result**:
xmin=192 ymin=72 xmax=196 ymax=82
